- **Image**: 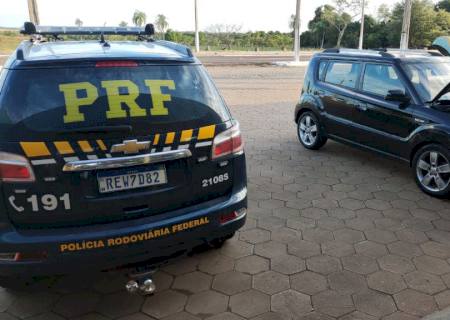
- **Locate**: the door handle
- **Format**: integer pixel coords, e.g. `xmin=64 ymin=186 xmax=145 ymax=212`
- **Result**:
xmin=356 ymin=103 xmax=368 ymax=111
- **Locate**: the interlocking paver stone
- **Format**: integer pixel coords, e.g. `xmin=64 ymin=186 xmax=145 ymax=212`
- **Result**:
xmin=355 ymin=241 xmax=388 ymax=258
xmin=312 ymin=290 xmax=355 ymax=317
xmin=239 ymin=229 xmax=271 ymax=244
xmin=290 ymin=271 xmax=327 ymax=295
xmin=271 ymin=290 xmax=312 ymax=319
xmin=235 ymin=255 xmax=269 ymax=275
xmin=404 ymin=271 xmax=446 ymax=294
xmin=342 ymin=254 xmax=379 ymax=275
xmin=96 ymin=291 xmax=143 ymax=318
xmin=270 ymin=254 xmax=305 ymax=275
xmin=142 ymin=290 xmax=187 ymax=319
xmin=378 ymin=254 xmax=416 ymax=274
xmin=322 ymin=240 xmax=355 ymax=257
xmin=172 ymin=271 xmax=212 ymax=294
xmin=367 ymin=271 xmax=406 ymax=294
xmin=354 ymin=290 xmax=396 ymax=318
xmin=413 ymin=255 xmax=450 ymax=275
xmin=212 ymin=271 xmax=251 ymax=295
xmin=253 ymin=271 xmax=289 ymax=295
xmin=306 ymin=255 xmax=341 ymax=275
xmin=333 ymin=228 xmax=365 ymax=244
xmin=205 ymin=312 xmax=244 ymax=320
xmin=8 ymin=292 xmax=58 ymax=319
xmin=394 ymin=289 xmax=437 ymax=317
xmin=53 ymin=292 xmax=100 ymax=318
xmin=287 ymin=240 xmax=320 ymax=259
xmin=254 ymin=241 xmax=286 ymax=259
xmin=186 ymin=291 xmax=228 ymax=316
xmin=388 ymin=241 xmax=423 ymax=258
xmin=421 ymin=241 xmax=450 ymax=259
xmin=198 ymin=252 xmax=235 ymax=275
xmin=229 ymin=290 xmax=270 ymax=318
xmin=328 ymin=270 xmax=367 ymax=294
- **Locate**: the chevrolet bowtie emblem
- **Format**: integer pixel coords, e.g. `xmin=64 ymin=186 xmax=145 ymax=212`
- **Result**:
xmin=111 ymin=140 xmax=150 ymax=154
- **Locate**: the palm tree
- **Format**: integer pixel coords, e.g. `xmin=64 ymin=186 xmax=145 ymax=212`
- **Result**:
xmin=75 ymin=18 xmax=83 ymax=27
xmin=155 ymin=14 xmax=169 ymax=39
xmin=132 ymin=10 xmax=147 ymax=27
xmin=119 ymin=21 xmax=128 ymax=27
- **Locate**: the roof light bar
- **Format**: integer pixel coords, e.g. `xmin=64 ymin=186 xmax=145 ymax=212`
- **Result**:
xmin=21 ymin=22 xmax=155 ymax=37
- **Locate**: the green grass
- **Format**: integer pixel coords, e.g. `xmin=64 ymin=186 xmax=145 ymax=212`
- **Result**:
xmin=0 ymin=30 xmax=26 ymax=54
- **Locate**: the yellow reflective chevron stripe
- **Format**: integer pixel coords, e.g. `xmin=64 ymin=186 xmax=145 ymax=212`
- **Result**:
xmin=165 ymin=132 xmax=175 ymax=145
xmin=198 ymin=125 xmax=216 ymax=140
xmin=180 ymin=129 xmax=193 ymax=142
xmin=54 ymin=141 xmax=75 ymax=155
xmin=96 ymin=140 xmax=107 ymax=151
xmin=20 ymin=142 xmax=51 ymax=157
xmin=78 ymin=141 xmax=93 ymax=153
xmin=153 ymin=134 xmax=160 ymax=145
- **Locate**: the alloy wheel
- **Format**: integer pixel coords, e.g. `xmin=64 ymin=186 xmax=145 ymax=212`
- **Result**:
xmin=299 ymin=115 xmax=318 ymax=147
xmin=416 ymin=151 xmax=450 ymax=193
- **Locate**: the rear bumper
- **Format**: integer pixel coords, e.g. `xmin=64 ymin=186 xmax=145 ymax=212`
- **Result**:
xmin=0 ymin=187 xmax=247 ymax=277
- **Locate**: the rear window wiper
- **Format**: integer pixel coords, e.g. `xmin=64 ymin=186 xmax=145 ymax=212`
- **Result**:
xmin=57 ymin=125 xmax=133 ymax=135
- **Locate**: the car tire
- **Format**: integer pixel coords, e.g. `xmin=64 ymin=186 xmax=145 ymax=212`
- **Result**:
xmin=413 ymin=144 xmax=450 ymax=198
xmin=297 ymin=111 xmax=327 ymax=150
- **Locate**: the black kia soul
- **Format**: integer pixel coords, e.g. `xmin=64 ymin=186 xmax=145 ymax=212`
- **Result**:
xmin=0 ymin=23 xmax=246 ymax=290
xmin=296 ymin=48 xmax=450 ymax=198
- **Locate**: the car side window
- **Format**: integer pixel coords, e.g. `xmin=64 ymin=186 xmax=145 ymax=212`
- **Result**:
xmin=318 ymin=61 xmax=328 ymax=81
xmin=362 ymin=64 xmax=406 ymax=97
xmin=324 ymin=61 xmax=361 ymax=89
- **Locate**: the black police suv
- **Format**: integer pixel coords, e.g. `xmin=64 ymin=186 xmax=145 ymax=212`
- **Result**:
xmin=296 ymin=48 xmax=450 ymax=198
xmin=0 ymin=23 xmax=246 ymax=288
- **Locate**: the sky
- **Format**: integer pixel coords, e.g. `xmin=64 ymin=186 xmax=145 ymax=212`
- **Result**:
xmin=0 ymin=0 xmax=398 ymax=33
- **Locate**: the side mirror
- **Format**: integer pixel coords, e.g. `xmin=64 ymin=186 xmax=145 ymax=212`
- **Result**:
xmin=385 ymin=90 xmax=411 ymax=105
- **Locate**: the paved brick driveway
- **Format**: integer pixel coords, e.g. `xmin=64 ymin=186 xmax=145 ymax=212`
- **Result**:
xmin=0 ymin=65 xmax=450 ymax=320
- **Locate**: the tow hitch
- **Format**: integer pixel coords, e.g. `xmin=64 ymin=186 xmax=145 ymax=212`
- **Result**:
xmin=125 ymin=267 xmax=157 ymax=295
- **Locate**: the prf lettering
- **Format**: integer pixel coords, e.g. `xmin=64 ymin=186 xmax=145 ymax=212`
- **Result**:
xmin=59 ymin=80 xmax=176 ymax=123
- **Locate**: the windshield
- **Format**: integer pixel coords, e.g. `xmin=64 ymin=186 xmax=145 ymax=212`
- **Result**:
xmin=0 ymin=65 xmax=230 ymax=140
xmin=403 ymin=62 xmax=450 ymax=102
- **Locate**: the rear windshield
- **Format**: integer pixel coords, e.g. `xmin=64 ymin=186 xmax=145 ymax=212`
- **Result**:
xmin=0 ymin=64 xmax=230 ymax=139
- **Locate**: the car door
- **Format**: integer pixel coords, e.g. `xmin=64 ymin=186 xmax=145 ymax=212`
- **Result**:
xmin=352 ymin=62 xmax=417 ymax=158
xmin=317 ymin=60 xmax=363 ymax=140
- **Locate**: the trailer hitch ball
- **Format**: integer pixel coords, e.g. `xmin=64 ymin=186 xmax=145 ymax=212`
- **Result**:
xmin=140 ymin=278 xmax=156 ymax=294
xmin=125 ymin=280 xmax=139 ymax=293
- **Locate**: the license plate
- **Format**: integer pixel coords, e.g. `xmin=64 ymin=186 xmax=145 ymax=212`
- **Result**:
xmin=98 ymin=166 xmax=167 ymax=194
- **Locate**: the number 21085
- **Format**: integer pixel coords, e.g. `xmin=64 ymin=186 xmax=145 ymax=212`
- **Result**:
xmin=202 ymin=173 xmax=229 ymax=188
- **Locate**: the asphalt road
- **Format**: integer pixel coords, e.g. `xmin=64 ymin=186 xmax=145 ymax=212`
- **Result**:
xmin=197 ymin=53 xmax=314 ymax=66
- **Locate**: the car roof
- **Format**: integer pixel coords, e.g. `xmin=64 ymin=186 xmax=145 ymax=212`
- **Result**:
xmin=5 ymin=40 xmax=199 ymax=69
xmin=315 ymin=48 xmax=450 ymax=64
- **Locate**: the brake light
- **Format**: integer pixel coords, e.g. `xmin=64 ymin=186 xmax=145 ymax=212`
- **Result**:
xmin=212 ymin=123 xmax=244 ymax=160
xmin=95 ymin=61 xmax=138 ymax=68
xmin=220 ymin=208 xmax=247 ymax=225
xmin=0 ymin=152 xmax=35 ymax=182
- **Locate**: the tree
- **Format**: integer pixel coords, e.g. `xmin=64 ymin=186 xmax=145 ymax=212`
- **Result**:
xmin=436 ymin=0 xmax=450 ymax=12
xmin=155 ymin=14 xmax=169 ymax=39
xmin=119 ymin=21 xmax=128 ymax=27
xmin=377 ymin=4 xmax=391 ymax=22
xmin=206 ymin=24 xmax=242 ymax=50
xmin=323 ymin=0 xmax=364 ymax=47
xmin=132 ymin=10 xmax=146 ymax=27
xmin=75 ymin=18 xmax=83 ymax=27
xmin=388 ymin=0 xmax=450 ymax=48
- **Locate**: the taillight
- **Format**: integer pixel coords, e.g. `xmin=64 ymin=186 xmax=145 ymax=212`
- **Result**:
xmin=0 ymin=152 xmax=35 ymax=182
xmin=95 ymin=61 xmax=138 ymax=68
xmin=212 ymin=123 xmax=244 ymax=160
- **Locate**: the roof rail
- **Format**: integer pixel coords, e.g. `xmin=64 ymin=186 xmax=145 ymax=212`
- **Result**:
xmin=20 ymin=22 xmax=155 ymax=37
